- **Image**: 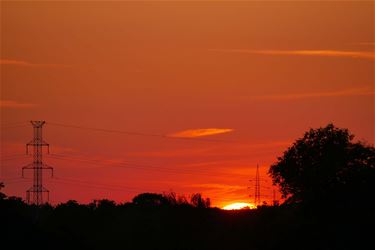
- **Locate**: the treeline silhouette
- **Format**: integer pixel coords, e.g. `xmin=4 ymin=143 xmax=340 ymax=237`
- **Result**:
xmin=1 ymin=124 xmax=374 ymax=250
xmin=1 ymin=191 xmax=373 ymax=250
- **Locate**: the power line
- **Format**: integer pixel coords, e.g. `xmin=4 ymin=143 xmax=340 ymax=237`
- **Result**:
xmin=0 ymin=121 xmax=28 ymax=126
xmin=1 ymin=121 xmax=29 ymax=129
xmin=47 ymin=121 xmax=234 ymax=143
xmin=2 ymin=175 xmax=256 ymax=203
xmin=1 ymin=153 xmax=29 ymax=158
xmin=47 ymin=155 xmax=237 ymax=178
xmin=1 ymin=155 xmax=29 ymax=162
xmin=1 ymin=177 xmax=26 ymax=181
xmin=2 ymin=179 xmax=31 ymax=185
xmin=1 ymin=124 xmax=29 ymax=129
xmin=50 ymin=179 xmax=139 ymax=193
xmin=45 ymin=153 xmax=257 ymax=179
xmin=47 ymin=177 xmax=246 ymax=203
xmin=3 ymin=120 xmax=278 ymax=205
xmin=49 ymin=176 xmax=155 ymax=193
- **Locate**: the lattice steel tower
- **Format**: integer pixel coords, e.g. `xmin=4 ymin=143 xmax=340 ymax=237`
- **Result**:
xmin=254 ymin=164 xmax=261 ymax=206
xmin=22 ymin=121 xmax=53 ymax=205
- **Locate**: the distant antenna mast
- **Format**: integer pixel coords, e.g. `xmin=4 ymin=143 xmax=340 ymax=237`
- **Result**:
xmin=254 ymin=164 xmax=261 ymax=206
xmin=22 ymin=121 xmax=53 ymax=205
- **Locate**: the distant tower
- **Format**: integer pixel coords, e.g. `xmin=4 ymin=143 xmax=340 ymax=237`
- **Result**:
xmin=254 ymin=164 xmax=261 ymax=206
xmin=22 ymin=121 xmax=53 ymax=205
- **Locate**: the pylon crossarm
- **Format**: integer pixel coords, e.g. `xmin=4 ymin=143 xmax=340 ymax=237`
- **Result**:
xmin=41 ymin=187 xmax=50 ymax=203
xmin=26 ymin=141 xmax=49 ymax=146
xmin=41 ymin=140 xmax=49 ymax=145
xmin=26 ymin=143 xmax=31 ymax=154
xmin=41 ymin=141 xmax=50 ymax=153
xmin=42 ymin=164 xmax=54 ymax=177
xmin=22 ymin=163 xmax=34 ymax=177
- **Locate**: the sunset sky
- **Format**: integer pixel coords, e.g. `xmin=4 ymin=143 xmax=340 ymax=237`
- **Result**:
xmin=1 ymin=1 xmax=374 ymax=208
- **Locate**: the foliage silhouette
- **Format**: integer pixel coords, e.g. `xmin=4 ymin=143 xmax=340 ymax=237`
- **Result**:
xmin=163 ymin=191 xmax=189 ymax=206
xmin=1 ymin=125 xmax=374 ymax=249
xmin=190 ymin=193 xmax=211 ymax=208
xmin=0 ymin=182 xmax=5 ymax=200
xmin=1 ymin=190 xmax=374 ymax=249
xmin=269 ymin=124 xmax=375 ymax=206
xmin=132 ymin=193 xmax=170 ymax=207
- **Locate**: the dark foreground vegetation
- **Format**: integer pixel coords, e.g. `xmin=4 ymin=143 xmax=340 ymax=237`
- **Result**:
xmin=1 ymin=195 xmax=374 ymax=250
xmin=1 ymin=124 xmax=374 ymax=249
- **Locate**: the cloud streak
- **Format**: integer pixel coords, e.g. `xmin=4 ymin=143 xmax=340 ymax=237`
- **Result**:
xmin=170 ymin=128 xmax=233 ymax=138
xmin=210 ymin=49 xmax=374 ymax=60
xmin=355 ymin=42 xmax=375 ymax=46
xmin=0 ymin=100 xmax=37 ymax=109
xmin=0 ymin=59 xmax=70 ymax=68
xmin=254 ymin=87 xmax=374 ymax=101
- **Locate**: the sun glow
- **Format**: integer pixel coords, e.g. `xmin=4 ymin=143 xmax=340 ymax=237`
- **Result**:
xmin=222 ymin=202 xmax=256 ymax=210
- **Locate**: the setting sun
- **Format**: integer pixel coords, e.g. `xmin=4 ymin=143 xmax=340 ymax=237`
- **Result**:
xmin=222 ymin=202 xmax=256 ymax=210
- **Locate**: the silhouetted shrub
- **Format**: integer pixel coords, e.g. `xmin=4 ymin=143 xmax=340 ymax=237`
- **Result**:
xmin=269 ymin=124 xmax=375 ymax=206
xmin=132 ymin=193 xmax=169 ymax=207
xmin=190 ymin=193 xmax=211 ymax=208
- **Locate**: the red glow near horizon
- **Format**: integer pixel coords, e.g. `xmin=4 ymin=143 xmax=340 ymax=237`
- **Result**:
xmin=1 ymin=1 xmax=373 ymax=207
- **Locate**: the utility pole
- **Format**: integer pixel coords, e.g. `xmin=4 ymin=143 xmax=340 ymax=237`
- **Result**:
xmin=22 ymin=121 xmax=53 ymax=205
xmin=254 ymin=164 xmax=261 ymax=206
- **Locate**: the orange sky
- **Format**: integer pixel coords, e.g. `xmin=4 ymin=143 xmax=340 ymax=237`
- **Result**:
xmin=1 ymin=1 xmax=374 ymax=208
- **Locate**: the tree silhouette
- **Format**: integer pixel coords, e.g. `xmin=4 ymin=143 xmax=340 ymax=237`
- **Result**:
xmin=163 ymin=192 xmax=189 ymax=206
xmin=1 ymin=181 xmax=373 ymax=249
xmin=0 ymin=182 xmax=5 ymax=200
xmin=269 ymin=124 xmax=375 ymax=205
xmin=132 ymin=193 xmax=169 ymax=207
xmin=190 ymin=193 xmax=211 ymax=208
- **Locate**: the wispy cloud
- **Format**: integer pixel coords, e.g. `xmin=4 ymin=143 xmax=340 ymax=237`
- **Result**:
xmin=170 ymin=128 xmax=234 ymax=138
xmin=209 ymin=49 xmax=374 ymax=60
xmin=0 ymin=100 xmax=37 ymax=109
xmin=254 ymin=87 xmax=374 ymax=101
xmin=355 ymin=42 xmax=375 ymax=46
xmin=0 ymin=59 xmax=70 ymax=68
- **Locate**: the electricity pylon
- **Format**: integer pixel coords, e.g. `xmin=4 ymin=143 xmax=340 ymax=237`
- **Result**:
xmin=22 ymin=121 xmax=53 ymax=205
